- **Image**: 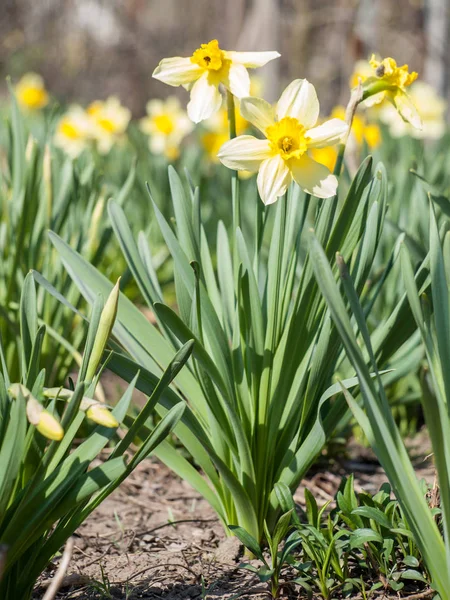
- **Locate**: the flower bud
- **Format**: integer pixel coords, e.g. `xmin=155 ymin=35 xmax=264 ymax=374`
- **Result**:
xmin=36 ymin=410 xmax=64 ymax=441
xmin=86 ymin=404 xmax=119 ymax=428
xmin=25 ymin=392 xmax=64 ymax=441
xmin=85 ymin=278 xmax=120 ymax=383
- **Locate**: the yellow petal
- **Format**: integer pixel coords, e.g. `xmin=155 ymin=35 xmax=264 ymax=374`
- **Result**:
xmin=218 ymin=135 xmax=271 ymax=171
xmin=257 ymin=155 xmax=291 ymax=205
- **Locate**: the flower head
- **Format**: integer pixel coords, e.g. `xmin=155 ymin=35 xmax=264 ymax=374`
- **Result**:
xmin=152 ymin=40 xmax=280 ymax=123
xmin=218 ymin=80 xmax=347 ymax=204
xmin=15 ymin=72 xmax=49 ymax=111
xmin=88 ymin=97 xmax=131 ymax=154
xmin=54 ymin=106 xmax=94 ymax=157
xmin=360 ymin=55 xmax=421 ymax=130
xmin=140 ymin=97 xmax=194 ymax=160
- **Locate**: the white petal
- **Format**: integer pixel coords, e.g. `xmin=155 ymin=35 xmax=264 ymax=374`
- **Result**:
xmin=227 ymin=63 xmax=251 ymax=98
xmin=276 ymin=79 xmax=319 ymax=127
xmin=362 ymin=91 xmax=386 ymax=108
xmin=225 ymin=51 xmax=280 ymax=68
xmin=306 ymin=118 xmax=348 ymax=148
xmin=257 ymin=155 xmax=291 ymax=205
xmin=153 ymin=57 xmax=202 ymax=87
xmin=290 ymin=155 xmax=337 ymax=198
xmin=187 ymin=73 xmax=223 ymax=123
xmin=218 ymin=135 xmax=272 ymax=171
xmin=394 ymin=90 xmax=422 ymax=130
xmin=240 ymin=97 xmax=275 ymax=133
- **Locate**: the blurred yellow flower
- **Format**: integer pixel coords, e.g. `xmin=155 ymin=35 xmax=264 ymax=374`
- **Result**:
xmin=379 ymin=81 xmax=447 ymax=140
xmin=153 ymin=39 xmax=280 ymax=123
xmin=331 ymin=106 xmax=381 ymax=149
xmin=54 ymin=106 xmax=93 ymax=158
xmin=140 ymin=96 xmax=193 ymax=160
xmin=88 ymin=96 xmax=131 ymax=154
xmin=349 ymin=59 xmax=373 ymax=89
xmin=218 ymin=80 xmax=347 ymax=204
xmin=15 ymin=73 xmax=49 ymax=111
xmin=310 ymin=146 xmax=338 ymax=171
xmin=361 ymin=55 xmax=421 ymax=130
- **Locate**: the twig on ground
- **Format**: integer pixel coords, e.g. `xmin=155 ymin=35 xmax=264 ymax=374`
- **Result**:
xmin=42 ymin=537 xmax=75 ymax=600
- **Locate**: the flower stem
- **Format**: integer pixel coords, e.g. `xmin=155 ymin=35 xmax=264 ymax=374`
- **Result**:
xmin=333 ymin=83 xmax=364 ymax=176
xmin=227 ymin=90 xmax=240 ymax=275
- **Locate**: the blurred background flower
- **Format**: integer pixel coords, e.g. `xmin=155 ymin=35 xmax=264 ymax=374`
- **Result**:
xmin=14 ymin=72 xmax=49 ymax=111
xmin=87 ymin=96 xmax=131 ymax=154
xmin=53 ymin=105 xmax=94 ymax=157
xmin=140 ymin=96 xmax=193 ymax=160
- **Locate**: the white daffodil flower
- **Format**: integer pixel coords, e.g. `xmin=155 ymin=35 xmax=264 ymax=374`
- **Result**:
xmin=152 ymin=39 xmax=280 ymax=123
xmin=218 ymin=80 xmax=348 ymax=205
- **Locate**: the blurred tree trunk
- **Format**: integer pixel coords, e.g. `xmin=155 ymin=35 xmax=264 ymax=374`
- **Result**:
xmin=424 ymin=0 xmax=449 ymax=97
xmin=237 ymin=0 xmax=280 ymax=101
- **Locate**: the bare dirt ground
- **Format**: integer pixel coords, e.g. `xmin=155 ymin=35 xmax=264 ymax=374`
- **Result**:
xmin=33 ymin=436 xmax=435 ymax=600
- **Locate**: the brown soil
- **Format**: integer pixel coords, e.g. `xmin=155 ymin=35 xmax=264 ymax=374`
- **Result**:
xmin=33 ymin=436 xmax=435 ymax=600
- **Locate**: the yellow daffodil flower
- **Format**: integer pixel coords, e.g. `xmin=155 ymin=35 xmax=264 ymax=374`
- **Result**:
xmin=54 ymin=106 xmax=94 ymax=158
xmin=153 ymin=39 xmax=280 ymax=123
xmin=361 ymin=55 xmax=422 ymax=130
xmin=218 ymin=80 xmax=347 ymax=205
xmin=379 ymin=81 xmax=447 ymax=140
xmin=15 ymin=72 xmax=49 ymax=111
xmin=202 ymin=107 xmax=248 ymax=162
xmin=140 ymin=96 xmax=194 ymax=160
xmin=88 ymin=97 xmax=131 ymax=154
xmin=331 ymin=106 xmax=381 ymax=149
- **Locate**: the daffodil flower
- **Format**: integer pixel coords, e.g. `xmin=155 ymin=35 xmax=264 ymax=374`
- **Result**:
xmin=218 ymin=80 xmax=347 ymax=205
xmin=140 ymin=97 xmax=194 ymax=160
xmin=15 ymin=72 xmax=49 ymax=111
xmin=54 ymin=106 xmax=94 ymax=158
xmin=361 ymin=55 xmax=422 ymax=130
xmin=152 ymin=39 xmax=280 ymax=123
xmin=88 ymin=97 xmax=131 ymax=154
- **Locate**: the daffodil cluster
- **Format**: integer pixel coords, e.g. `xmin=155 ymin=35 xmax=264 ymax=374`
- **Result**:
xmin=54 ymin=96 xmax=131 ymax=157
